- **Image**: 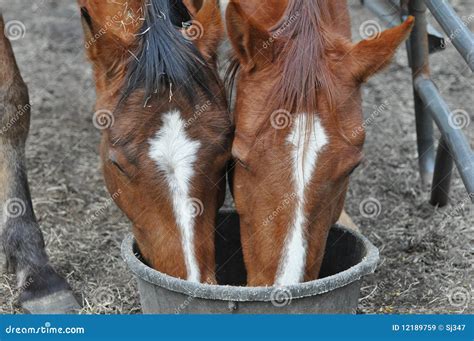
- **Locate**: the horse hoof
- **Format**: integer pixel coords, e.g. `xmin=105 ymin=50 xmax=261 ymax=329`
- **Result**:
xmin=21 ymin=290 xmax=81 ymax=314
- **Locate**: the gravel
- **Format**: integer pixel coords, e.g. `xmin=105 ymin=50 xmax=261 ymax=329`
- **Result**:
xmin=0 ymin=0 xmax=472 ymax=314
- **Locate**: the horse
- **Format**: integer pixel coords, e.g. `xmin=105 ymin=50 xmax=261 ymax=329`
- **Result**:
xmin=223 ymin=0 xmax=414 ymax=286
xmin=0 ymin=15 xmax=80 ymax=313
xmin=79 ymin=0 xmax=232 ymax=283
xmin=0 ymin=0 xmax=230 ymax=313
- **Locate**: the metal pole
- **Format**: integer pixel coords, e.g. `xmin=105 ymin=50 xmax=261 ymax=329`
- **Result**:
xmin=408 ymin=0 xmax=436 ymax=187
xmin=430 ymin=138 xmax=454 ymax=206
xmin=424 ymin=0 xmax=474 ymax=71
xmin=414 ymin=76 xmax=474 ymax=202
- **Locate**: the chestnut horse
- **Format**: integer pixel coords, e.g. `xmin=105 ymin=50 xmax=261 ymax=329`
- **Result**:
xmin=0 ymin=0 xmax=229 ymax=313
xmin=78 ymin=0 xmax=232 ymax=284
xmin=224 ymin=0 xmax=414 ymax=286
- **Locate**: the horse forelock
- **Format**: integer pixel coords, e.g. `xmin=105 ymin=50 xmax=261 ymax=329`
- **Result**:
xmin=225 ymin=0 xmax=340 ymax=149
xmin=120 ymin=0 xmax=214 ymax=107
xmin=270 ymin=0 xmax=336 ymax=115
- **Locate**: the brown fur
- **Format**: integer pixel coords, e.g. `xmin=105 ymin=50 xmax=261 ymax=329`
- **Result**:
xmin=79 ymin=0 xmax=232 ymax=282
xmin=182 ymin=0 xmax=203 ymax=15
xmin=194 ymin=0 xmax=224 ymax=62
xmin=226 ymin=0 xmax=414 ymax=286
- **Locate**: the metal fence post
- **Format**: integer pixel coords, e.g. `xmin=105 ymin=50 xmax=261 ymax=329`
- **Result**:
xmin=414 ymin=77 xmax=474 ymax=204
xmin=408 ymin=0 xmax=436 ymax=187
xmin=430 ymin=138 xmax=454 ymax=206
xmin=424 ymin=0 xmax=474 ymax=71
xmin=362 ymin=0 xmax=474 ymax=204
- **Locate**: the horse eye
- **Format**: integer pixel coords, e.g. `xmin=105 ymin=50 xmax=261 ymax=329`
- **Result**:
xmin=348 ymin=162 xmax=361 ymax=176
xmin=236 ymin=158 xmax=250 ymax=171
xmin=110 ymin=159 xmax=127 ymax=175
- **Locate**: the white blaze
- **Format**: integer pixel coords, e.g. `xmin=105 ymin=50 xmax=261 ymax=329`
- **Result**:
xmin=276 ymin=115 xmax=328 ymax=286
xmin=148 ymin=110 xmax=201 ymax=282
xmin=219 ymin=0 xmax=230 ymax=22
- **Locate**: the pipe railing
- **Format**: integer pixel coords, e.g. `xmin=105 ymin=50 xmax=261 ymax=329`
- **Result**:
xmin=414 ymin=76 xmax=474 ymax=204
xmin=424 ymin=0 xmax=474 ymax=71
xmin=362 ymin=0 xmax=474 ymax=205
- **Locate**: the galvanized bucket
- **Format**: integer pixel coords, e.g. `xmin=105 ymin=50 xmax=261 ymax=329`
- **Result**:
xmin=121 ymin=210 xmax=379 ymax=314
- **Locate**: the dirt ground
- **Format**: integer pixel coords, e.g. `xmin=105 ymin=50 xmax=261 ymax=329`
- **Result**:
xmin=0 ymin=0 xmax=472 ymax=314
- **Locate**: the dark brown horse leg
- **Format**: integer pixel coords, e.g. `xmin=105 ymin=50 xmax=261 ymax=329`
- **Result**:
xmin=0 ymin=15 xmax=79 ymax=313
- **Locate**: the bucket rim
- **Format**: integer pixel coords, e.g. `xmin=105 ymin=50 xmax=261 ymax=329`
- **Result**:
xmin=121 ymin=224 xmax=379 ymax=302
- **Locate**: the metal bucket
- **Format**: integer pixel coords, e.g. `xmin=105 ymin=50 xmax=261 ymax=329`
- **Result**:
xmin=121 ymin=210 xmax=379 ymax=314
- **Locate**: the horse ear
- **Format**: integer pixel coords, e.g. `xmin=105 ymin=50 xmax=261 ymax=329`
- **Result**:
xmin=350 ymin=16 xmax=414 ymax=82
xmin=78 ymin=0 xmax=141 ymax=55
xmin=226 ymin=1 xmax=272 ymax=72
xmin=192 ymin=0 xmax=224 ymax=61
xmin=183 ymin=0 xmax=204 ymax=16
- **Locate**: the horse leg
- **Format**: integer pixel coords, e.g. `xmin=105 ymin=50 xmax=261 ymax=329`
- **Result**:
xmin=0 ymin=15 xmax=80 ymax=313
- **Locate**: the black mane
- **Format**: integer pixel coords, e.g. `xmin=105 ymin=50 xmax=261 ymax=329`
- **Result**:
xmin=121 ymin=0 xmax=212 ymax=105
